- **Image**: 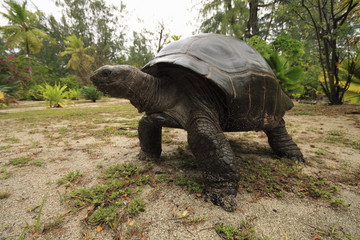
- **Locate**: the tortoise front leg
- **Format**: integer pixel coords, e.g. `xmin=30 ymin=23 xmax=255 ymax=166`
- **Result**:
xmin=138 ymin=113 xmax=182 ymax=161
xmin=138 ymin=115 xmax=162 ymax=161
xmin=187 ymin=113 xmax=240 ymax=212
xmin=264 ymin=118 xmax=304 ymax=162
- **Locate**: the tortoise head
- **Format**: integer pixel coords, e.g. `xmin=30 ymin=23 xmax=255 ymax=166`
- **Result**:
xmin=90 ymin=65 xmax=138 ymax=98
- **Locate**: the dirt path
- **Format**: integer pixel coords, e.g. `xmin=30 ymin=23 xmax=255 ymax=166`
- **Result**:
xmin=0 ymin=99 xmax=359 ymax=240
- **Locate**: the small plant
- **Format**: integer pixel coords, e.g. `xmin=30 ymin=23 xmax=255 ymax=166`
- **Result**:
xmin=215 ymin=223 xmax=240 ymax=240
xmin=32 ymin=160 xmax=45 ymax=167
xmin=330 ymin=198 xmax=351 ymax=209
xmin=66 ymin=88 xmax=82 ymax=100
xmin=7 ymin=156 xmax=31 ymax=166
xmin=40 ymin=83 xmax=68 ymax=108
xmin=57 ymin=170 xmax=83 ymax=187
xmin=215 ymin=220 xmax=268 ymax=240
xmin=176 ymin=176 xmax=204 ymax=194
xmin=87 ymin=205 xmax=120 ymax=228
xmin=125 ymin=198 xmax=146 ymax=215
xmin=314 ymin=149 xmax=326 ymax=155
xmin=65 ymin=163 xmax=152 ymax=229
xmin=81 ymin=85 xmax=103 ymax=102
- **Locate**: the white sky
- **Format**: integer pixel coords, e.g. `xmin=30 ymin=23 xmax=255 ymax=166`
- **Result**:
xmin=1 ymin=0 xmax=202 ymax=38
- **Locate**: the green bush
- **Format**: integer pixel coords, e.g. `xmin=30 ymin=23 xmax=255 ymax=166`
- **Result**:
xmin=25 ymin=85 xmax=44 ymax=100
xmin=58 ymin=75 xmax=81 ymax=90
xmin=40 ymin=83 xmax=68 ymax=108
xmin=66 ymin=88 xmax=82 ymax=100
xmin=81 ymin=85 xmax=103 ymax=102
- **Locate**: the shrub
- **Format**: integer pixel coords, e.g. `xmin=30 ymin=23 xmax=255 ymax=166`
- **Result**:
xmin=81 ymin=85 xmax=103 ymax=102
xmin=25 ymin=84 xmax=44 ymax=100
xmin=66 ymin=88 xmax=82 ymax=100
xmin=40 ymin=83 xmax=68 ymax=108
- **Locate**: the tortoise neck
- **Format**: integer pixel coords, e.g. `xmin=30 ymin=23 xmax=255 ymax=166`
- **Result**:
xmin=126 ymin=69 xmax=162 ymax=113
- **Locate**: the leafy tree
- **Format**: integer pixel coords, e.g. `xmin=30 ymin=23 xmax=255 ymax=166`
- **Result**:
xmin=199 ymin=0 xmax=248 ymax=38
xmin=60 ymin=34 xmax=94 ymax=84
xmin=199 ymin=0 xmax=277 ymax=39
xmin=119 ymin=31 xmax=154 ymax=69
xmin=0 ymin=0 xmax=52 ymax=56
xmin=292 ymin=0 xmax=359 ymax=104
xmin=55 ymin=0 xmax=126 ymax=67
xmin=267 ymin=52 xmax=303 ymax=97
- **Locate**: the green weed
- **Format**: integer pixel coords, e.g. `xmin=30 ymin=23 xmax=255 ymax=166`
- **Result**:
xmin=32 ymin=160 xmax=45 ymax=167
xmin=7 ymin=156 xmax=31 ymax=166
xmin=57 ymin=170 xmax=83 ymax=188
xmin=125 ymin=198 xmax=146 ymax=215
xmin=330 ymin=198 xmax=351 ymax=209
xmin=0 ymin=168 xmax=12 ymax=179
xmin=215 ymin=220 xmax=268 ymax=240
xmin=65 ymin=163 xmax=153 ymax=229
xmin=176 ymin=176 xmax=204 ymax=194
xmin=0 ymin=145 xmax=11 ymax=151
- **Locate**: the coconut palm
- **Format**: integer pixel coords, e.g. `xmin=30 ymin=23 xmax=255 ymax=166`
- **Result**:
xmin=60 ymin=34 xmax=94 ymax=84
xmin=0 ymin=0 xmax=51 ymax=56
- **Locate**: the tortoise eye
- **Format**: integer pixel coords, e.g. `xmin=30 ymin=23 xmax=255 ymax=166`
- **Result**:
xmin=101 ymin=69 xmax=112 ymax=77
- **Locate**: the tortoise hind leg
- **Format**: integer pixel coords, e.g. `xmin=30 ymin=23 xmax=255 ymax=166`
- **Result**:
xmin=187 ymin=112 xmax=239 ymax=212
xmin=264 ymin=119 xmax=304 ymax=162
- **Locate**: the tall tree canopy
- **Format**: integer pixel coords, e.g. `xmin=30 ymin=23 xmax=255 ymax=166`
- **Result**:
xmin=0 ymin=0 xmax=52 ymax=56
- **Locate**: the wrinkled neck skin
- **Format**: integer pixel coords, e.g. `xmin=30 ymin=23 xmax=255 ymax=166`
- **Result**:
xmin=124 ymin=69 xmax=175 ymax=114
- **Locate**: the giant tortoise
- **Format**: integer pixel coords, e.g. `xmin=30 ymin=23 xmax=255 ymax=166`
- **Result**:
xmin=91 ymin=33 xmax=304 ymax=211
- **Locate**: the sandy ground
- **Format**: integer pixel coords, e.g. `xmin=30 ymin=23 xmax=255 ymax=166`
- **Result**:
xmin=0 ymin=99 xmax=359 ymax=240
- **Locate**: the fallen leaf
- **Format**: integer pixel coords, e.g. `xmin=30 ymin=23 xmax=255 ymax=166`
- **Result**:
xmin=96 ymin=225 xmax=103 ymax=232
xmin=312 ymin=234 xmax=321 ymax=240
xmin=128 ymin=219 xmax=136 ymax=226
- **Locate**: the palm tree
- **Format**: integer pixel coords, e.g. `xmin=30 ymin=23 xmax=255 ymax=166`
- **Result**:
xmin=266 ymin=52 xmax=303 ymax=98
xmin=0 ymin=0 xmax=51 ymax=56
xmin=60 ymin=34 xmax=94 ymax=84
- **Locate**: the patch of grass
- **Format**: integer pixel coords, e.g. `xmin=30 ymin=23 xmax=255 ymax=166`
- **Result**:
xmin=32 ymin=160 xmax=45 ymax=167
xmin=154 ymin=173 xmax=173 ymax=183
xmin=175 ymin=176 xmax=204 ymax=194
xmin=314 ymin=149 xmax=326 ymax=155
xmin=0 ymin=168 xmax=12 ymax=179
xmin=7 ymin=156 xmax=32 ymax=166
xmin=215 ymin=220 xmax=269 ymax=240
xmin=87 ymin=205 xmax=120 ymax=228
xmin=330 ymin=198 xmax=351 ymax=209
xmin=57 ymin=170 xmax=83 ymax=188
xmin=125 ymin=198 xmax=146 ymax=215
xmin=65 ymin=163 xmax=153 ymax=229
xmin=0 ymin=145 xmax=11 ymax=151
xmin=3 ymin=136 xmax=20 ymax=143
xmin=0 ymin=102 xmax=141 ymax=122
xmin=230 ymin=140 xmax=342 ymax=204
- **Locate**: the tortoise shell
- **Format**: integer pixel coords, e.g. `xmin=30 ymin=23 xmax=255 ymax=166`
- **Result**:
xmin=142 ymin=33 xmax=293 ymax=131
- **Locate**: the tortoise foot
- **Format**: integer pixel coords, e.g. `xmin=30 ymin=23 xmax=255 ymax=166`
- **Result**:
xmin=138 ymin=150 xmax=161 ymax=162
xmin=277 ymin=150 xmax=305 ymax=163
xmin=205 ymin=184 xmax=238 ymax=212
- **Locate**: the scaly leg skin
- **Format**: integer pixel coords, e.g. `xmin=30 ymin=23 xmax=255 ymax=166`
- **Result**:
xmin=265 ymin=118 xmax=305 ymax=162
xmin=187 ymin=113 xmax=240 ymax=212
xmin=138 ymin=115 xmax=162 ymax=161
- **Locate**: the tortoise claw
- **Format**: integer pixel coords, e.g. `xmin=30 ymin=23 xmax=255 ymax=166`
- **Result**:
xmin=205 ymin=185 xmax=238 ymax=212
